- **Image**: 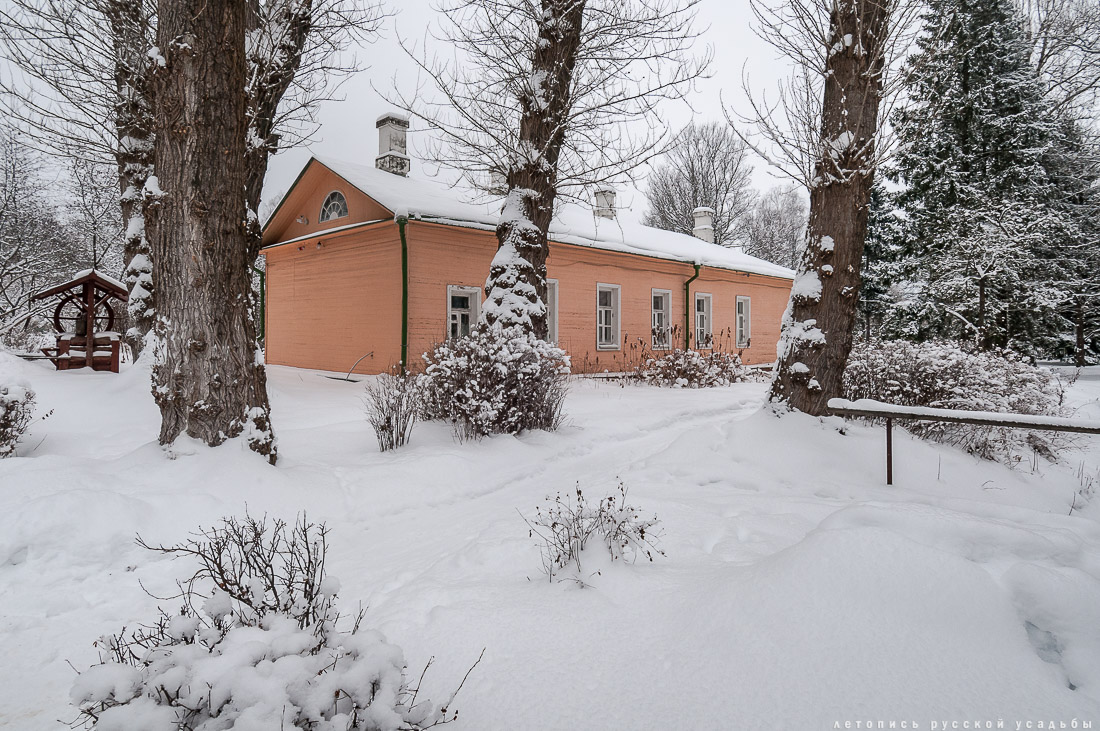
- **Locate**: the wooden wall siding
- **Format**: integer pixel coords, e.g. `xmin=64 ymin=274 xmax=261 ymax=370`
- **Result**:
xmin=405 ymin=222 xmax=494 ymax=367
xmin=262 ymin=162 xmax=391 ymax=247
xmin=264 ymin=213 xmax=792 ymax=376
xmin=264 ymin=223 xmax=402 ymax=374
xmin=405 ymin=220 xmax=792 ymax=374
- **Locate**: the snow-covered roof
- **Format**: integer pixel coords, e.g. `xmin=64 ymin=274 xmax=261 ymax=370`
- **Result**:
xmin=310 ymin=156 xmax=795 ymax=281
xmin=72 ymin=268 xmax=127 ymax=292
xmin=31 ymin=268 xmax=128 ymax=301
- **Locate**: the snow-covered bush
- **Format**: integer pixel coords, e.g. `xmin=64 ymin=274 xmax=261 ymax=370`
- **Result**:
xmin=420 ymin=324 xmax=569 ymax=440
xmin=634 ymin=349 xmax=748 ymax=388
xmin=844 ymin=340 xmax=1068 ymax=462
xmin=0 ymin=316 xmax=54 ymax=355
xmin=522 ymin=483 xmax=664 ymax=582
xmin=71 ymin=514 xmax=461 ymax=730
xmin=0 ymin=378 xmax=35 ymax=458
xmin=364 ymin=369 xmax=419 ymax=452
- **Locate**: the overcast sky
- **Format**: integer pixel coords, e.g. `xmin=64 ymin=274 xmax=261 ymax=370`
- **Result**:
xmin=263 ymin=0 xmax=796 ymax=224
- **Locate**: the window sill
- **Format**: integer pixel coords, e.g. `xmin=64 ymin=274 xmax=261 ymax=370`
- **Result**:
xmin=596 ymin=344 xmax=621 ymax=351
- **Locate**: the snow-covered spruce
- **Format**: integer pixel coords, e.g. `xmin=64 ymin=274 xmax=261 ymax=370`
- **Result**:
xmin=419 ymin=324 xmax=569 ymax=440
xmin=70 ymin=514 xmax=460 ymax=730
xmin=0 ymin=376 xmax=35 ymax=458
xmin=521 ymin=482 xmax=664 ymax=582
xmin=634 ymin=349 xmax=749 ymax=389
xmin=364 ymin=369 xmax=420 ymax=452
xmin=843 ymin=340 xmax=1068 ymax=463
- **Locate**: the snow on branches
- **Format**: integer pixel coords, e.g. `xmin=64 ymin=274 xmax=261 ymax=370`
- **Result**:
xmin=844 ymin=339 xmax=1070 ymax=462
xmin=70 ymin=514 xmax=468 ymax=730
xmin=420 ymin=323 xmax=569 ymax=440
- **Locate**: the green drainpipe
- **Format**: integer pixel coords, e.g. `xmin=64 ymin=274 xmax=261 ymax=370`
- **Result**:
xmin=397 ymin=215 xmax=410 ymax=369
xmin=684 ymin=263 xmax=701 ymax=349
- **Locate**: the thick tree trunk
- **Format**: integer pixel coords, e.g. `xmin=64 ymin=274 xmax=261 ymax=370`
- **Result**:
xmin=482 ymin=0 xmax=585 ymax=341
xmin=769 ymin=0 xmax=890 ymax=415
xmin=107 ymin=0 xmax=155 ymax=358
xmin=146 ymin=0 xmax=277 ymax=462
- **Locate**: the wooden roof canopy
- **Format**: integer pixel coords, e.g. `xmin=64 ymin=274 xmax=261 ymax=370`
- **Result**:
xmin=33 ymin=268 xmax=127 ymax=303
xmin=32 ymin=269 xmax=128 ymax=372
xmin=33 ymin=269 xmax=128 ymax=334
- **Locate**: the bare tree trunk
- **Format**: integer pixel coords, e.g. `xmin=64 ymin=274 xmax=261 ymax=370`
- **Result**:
xmin=147 ymin=0 xmax=277 ymax=463
xmin=106 ymin=0 xmax=156 ymax=358
xmin=770 ymin=0 xmax=890 ymax=415
xmin=483 ymin=0 xmax=586 ymax=341
xmin=1076 ymin=294 xmax=1086 ymax=367
xmin=978 ymin=277 xmax=987 ymax=350
xmin=242 ymin=0 xmax=313 ymax=262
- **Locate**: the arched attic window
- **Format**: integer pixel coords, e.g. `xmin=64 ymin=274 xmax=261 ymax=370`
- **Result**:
xmin=319 ymin=190 xmax=349 ymax=223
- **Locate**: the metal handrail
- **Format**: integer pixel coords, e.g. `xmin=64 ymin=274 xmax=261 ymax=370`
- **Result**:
xmin=826 ymin=398 xmax=1100 ymax=485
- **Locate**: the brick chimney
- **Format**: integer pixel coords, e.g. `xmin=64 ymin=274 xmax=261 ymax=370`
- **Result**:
xmin=376 ymin=113 xmax=410 ymax=176
xmin=692 ymin=206 xmax=715 ymax=244
xmin=594 ymin=188 xmax=616 ymax=219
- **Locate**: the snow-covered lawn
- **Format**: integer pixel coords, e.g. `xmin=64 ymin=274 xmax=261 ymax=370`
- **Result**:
xmin=2 ymin=357 xmax=1100 ymax=729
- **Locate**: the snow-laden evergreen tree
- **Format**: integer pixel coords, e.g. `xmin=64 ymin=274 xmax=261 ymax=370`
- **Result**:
xmin=858 ymin=182 xmax=906 ymax=339
xmin=1048 ymin=119 xmax=1100 ymax=364
xmin=880 ymin=0 xmax=1080 ymax=353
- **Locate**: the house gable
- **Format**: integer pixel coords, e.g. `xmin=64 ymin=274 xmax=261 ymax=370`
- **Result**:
xmin=262 ymin=159 xmax=393 ymax=247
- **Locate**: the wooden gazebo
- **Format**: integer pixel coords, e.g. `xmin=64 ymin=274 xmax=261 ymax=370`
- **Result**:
xmin=32 ymin=269 xmax=128 ymax=373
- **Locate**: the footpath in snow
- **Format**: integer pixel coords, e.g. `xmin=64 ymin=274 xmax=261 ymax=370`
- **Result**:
xmin=1 ymin=354 xmax=1100 ymax=730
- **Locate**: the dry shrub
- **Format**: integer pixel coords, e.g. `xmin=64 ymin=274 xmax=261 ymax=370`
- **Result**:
xmin=522 ymin=483 xmax=665 ymax=582
xmin=364 ymin=369 xmax=420 ymax=451
xmin=635 ymin=349 xmax=748 ymax=388
xmin=0 ymin=379 xmax=35 ymax=458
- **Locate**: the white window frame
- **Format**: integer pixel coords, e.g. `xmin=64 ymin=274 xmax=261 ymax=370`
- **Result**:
xmin=546 ymin=279 xmax=559 ymax=343
xmin=446 ymin=285 xmax=481 ymax=340
xmin=694 ymin=293 xmax=713 ymax=349
xmin=651 ymin=289 xmax=672 ymax=350
xmin=596 ymin=283 xmax=621 ymax=350
xmin=736 ymin=295 xmax=752 ymax=348
xmin=318 ymin=190 xmax=349 ymax=223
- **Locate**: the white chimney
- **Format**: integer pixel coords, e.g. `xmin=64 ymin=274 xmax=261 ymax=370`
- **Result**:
xmin=594 ymin=188 xmax=616 ymax=219
xmin=692 ymin=206 xmax=715 ymax=244
xmin=376 ymin=112 xmax=410 ymax=176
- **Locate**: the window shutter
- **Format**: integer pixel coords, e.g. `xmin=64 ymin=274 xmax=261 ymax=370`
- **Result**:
xmin=547 ymin=280 xmax=558 ymax=342
xmin=744 ymin=298 xmax=751 ymax=343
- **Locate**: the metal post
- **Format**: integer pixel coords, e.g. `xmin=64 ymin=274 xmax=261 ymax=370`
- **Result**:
xmin=885 ymin=417 xmax=893 ymax=485
xmin=84 ymin=282 xmax=95 ymax=369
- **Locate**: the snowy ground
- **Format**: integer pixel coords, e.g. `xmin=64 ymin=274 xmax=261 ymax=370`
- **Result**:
xmin=2 ymin=356 xmax=1100 ymax=730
